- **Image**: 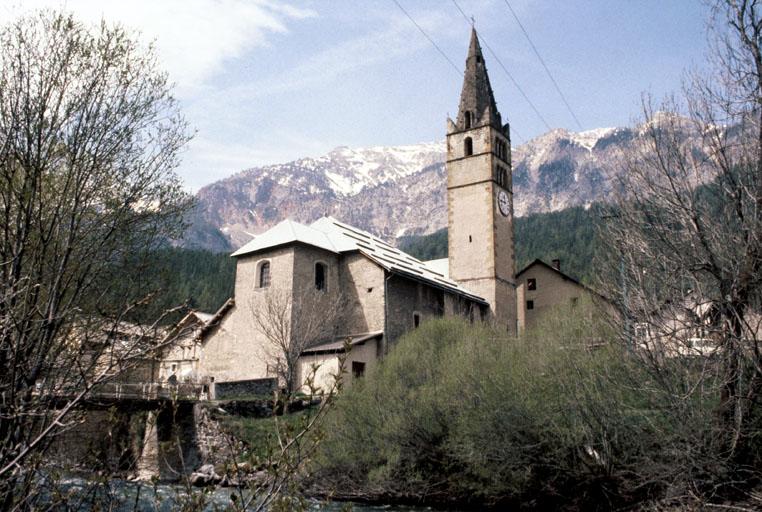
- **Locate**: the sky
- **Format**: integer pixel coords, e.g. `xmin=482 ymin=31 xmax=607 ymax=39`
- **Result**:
xmin=0 ymin=0 xmax=712 ymax=191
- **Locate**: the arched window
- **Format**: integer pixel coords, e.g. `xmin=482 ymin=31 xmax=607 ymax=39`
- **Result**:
xmin=258 ymin=261 xmax=271 ymax=288
xmin=315 ymin=262 xmax=327 ymax=291
xmin=498 ymin=167 xmax=507 ymax=188
xmin=464 ymin=137 xmax=473 ymax=156
xmin=464 ymin=111 xmax=471 ymax=129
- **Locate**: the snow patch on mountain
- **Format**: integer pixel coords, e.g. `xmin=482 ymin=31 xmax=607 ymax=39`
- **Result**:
xmin=183 ymin=120 xmax=716 ymax=253
xmin=570 ymin=127 xmax=617 ymax=151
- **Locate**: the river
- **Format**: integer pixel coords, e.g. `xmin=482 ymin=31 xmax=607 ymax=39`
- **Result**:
xmin=50 ymin=478 xmax=442 ymax=511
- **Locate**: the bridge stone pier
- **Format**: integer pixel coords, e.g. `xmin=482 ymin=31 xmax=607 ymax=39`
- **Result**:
xmin=134 ymin=402 xmax=201 ymax=480
xmin=49 ymin=383 xmax=216 ymax=481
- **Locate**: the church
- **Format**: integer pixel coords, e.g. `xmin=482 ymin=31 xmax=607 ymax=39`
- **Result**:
xmin=191 ymin=30 xmax=526 ymax=394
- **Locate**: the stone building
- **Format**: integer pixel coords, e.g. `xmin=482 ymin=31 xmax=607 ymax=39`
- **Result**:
xmin=516 ymin=258 xmax=609 ymax=332
xmin=195 ymin=29 xmax=519 ymax=392
xmin=157 ymin=310 xmax=214 ymax=384
xmin=446 ymin=28 xmax=517 ymax=334
xmin=197 ymin=217 xmax=488 ymax=392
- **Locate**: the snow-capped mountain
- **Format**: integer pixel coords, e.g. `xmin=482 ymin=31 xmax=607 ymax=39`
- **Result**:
xmin=181 ymin=122 xmax=693 ymax=252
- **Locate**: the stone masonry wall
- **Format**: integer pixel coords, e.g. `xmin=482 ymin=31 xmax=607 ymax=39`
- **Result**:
xmin=338 ymin=253 xmax=385 ymax=337
xmin=386 ymin=275 xmax=446 ymax=347
xmin=517 ymin=264 xmax=592 ymax=331
xmin=199 ymin=246 xmax=294 ymax=383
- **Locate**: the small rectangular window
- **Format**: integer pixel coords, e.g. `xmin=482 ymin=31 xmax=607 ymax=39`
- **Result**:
xmin=315 ymin=263 xmax=326 ymax=291
xmin=527 ymin=278 xmax=536 ymax=291
xmin=259 ymin=261 xmax=271 ymax=288
xmin=413 ymin=313 xmax=421 ymax=328
xmin=352 ymin=361 xmax=366 ymax=379
xmin=526 ymin=300 xmax=534 ymax=310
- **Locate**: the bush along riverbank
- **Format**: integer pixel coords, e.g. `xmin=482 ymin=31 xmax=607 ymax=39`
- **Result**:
xmin=308 ymin=306 xmax=762 ymax=511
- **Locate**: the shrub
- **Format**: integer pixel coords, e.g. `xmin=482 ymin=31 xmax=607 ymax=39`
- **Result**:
xmin=314 ymin=301 xmax=727 ymax=509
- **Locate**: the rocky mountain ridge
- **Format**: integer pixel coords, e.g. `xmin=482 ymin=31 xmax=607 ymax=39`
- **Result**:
xmin=182 ymin=121 xmax=696 ymax=253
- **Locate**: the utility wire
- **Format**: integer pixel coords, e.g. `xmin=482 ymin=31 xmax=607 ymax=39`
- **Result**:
xmin=451 ymin=0 xmax=551 ymax=132
xmin=502 ymin=0 xmax=584 ymax=130
xmin=391 ymin=0 xmax=526 ymax=143
xmin=391 ymin=0 xmax=461 ymax=77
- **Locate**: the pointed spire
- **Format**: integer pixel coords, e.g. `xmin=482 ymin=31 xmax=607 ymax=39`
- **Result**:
xmin=455 ymin=28 xmax=502 ymax=132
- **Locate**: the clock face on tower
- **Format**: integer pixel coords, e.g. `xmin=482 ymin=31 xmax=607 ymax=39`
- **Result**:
xmin=498 ymin=190 xmax=510 ymax=217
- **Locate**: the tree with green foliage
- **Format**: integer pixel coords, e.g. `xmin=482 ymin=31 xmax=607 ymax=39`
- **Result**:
xmin=0 ymin=11 xmax=192 ymax=508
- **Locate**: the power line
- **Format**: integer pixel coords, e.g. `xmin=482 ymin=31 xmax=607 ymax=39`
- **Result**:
xmin=451 ymin=0 xmax=551 ymax=132
xmin=391 ymin=0 xmax=527 ymax=143
xmin=502 ymin=0 xmax=583 ymax=130
xmin=391 ymin=0 xmax=462 ymax=78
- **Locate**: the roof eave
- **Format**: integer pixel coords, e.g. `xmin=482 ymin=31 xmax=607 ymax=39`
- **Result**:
xmin=231 ymin=240 xmax=339 ymax=259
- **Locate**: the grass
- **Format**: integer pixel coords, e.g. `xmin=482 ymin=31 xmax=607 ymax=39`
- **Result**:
xmin=214 ymin=408 xmax=315 ymax=460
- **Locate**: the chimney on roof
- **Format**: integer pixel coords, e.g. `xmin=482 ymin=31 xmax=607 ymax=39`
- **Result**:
xmin=552 ymin=259 xmax=561 ymax=271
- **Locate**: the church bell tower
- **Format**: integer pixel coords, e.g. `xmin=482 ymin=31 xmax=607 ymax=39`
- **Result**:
xmin=447 ymin=29 xmax=517 ymax=333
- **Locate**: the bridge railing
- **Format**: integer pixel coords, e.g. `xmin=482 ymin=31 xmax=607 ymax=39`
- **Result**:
xmin=88 ymin=381 xmax=207 ymax=401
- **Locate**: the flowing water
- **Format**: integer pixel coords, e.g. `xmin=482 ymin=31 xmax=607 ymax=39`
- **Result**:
xmin=47 ymin=478 xmax=441 ymax=511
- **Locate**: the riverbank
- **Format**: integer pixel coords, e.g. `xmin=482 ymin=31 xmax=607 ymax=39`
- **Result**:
xmin=42 ymin=476 xmax=444 ymax=511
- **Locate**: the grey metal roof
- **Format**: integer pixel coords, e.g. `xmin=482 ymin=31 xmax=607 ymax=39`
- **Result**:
xmin=312 ymin=218 xmax=487 ymax=304
xmin=301 ymin=331 xmax=383 ymax=355
xmin=423 ymin=258 xmax=449 ymax=278
xmin=231 ymin=216 xmax=487 ymax=304
xmin=231 ymin=219 xmax=340 ymax=257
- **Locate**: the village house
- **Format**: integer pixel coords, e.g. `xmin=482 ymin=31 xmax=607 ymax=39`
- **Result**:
xmin=516 ymin=258 xmax=608 ymax=332
xmin=156 ymin=310 xmax=215 ymax=384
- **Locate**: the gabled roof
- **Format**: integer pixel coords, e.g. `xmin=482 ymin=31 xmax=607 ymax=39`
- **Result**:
xmin=158 ymin=309 xmax=216 ymax=353
xmin=231 ymin=219 xmax=340 ymax=257
xmin=516 ymin=258 xmax=584 ymax=286
xmin=516 ymin=259 xmax=612 ymax=304
xmin=196 ymin=298 xmax=235 ymax=342
xmin=231 ymin=216 xmax=487 ymax=304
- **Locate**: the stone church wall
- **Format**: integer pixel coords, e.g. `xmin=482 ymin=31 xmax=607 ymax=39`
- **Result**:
xmin=199 ymin=246 xmax=295 ymax=383
xmin=338 ymin=253 xmax=385 ymax=337
xmin=386 ymin=275 xmax=446 ymax=346
xmin=290 ymin=244 xmax=340 ymax=304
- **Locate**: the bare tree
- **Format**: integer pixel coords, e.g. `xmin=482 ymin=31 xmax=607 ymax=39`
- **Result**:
xmin=601 ymin=0 xmax=762 ymax=466
xmin=252 ymin=288 xmax=346 ymax=396
xmin=0 ymin=10 xmax=191 ymax=508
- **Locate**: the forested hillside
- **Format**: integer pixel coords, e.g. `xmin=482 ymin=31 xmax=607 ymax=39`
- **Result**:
xmin=130 ymin=248 xmax=236 ymax=323
xmin=399 ymin=205 xmax=602 ymax=283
